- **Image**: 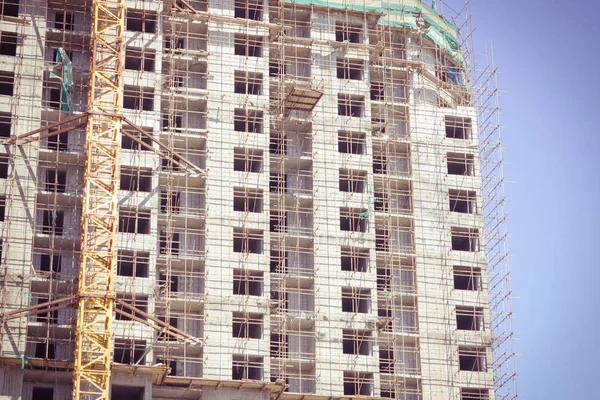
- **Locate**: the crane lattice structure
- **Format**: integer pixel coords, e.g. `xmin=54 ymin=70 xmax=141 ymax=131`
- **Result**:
xmin=72 ymin=0 xmax=125 ymax=399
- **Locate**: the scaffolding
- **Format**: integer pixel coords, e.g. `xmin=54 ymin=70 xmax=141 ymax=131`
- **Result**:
xmin=0 ymin=0 xmax=516 ymax=399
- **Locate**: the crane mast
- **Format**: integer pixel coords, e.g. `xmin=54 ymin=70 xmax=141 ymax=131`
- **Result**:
xmin=72 ymin=0 xmax=125 ymax=399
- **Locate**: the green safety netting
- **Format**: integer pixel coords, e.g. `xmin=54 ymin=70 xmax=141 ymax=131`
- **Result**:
xmin=49 ymin=48 xmax=75 ymax=114
xmin=281 ymin=0 xmax=465 ymax=66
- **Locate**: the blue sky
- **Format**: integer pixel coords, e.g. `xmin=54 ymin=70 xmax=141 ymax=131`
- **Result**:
xmin=458 ymin=0 xmax=600 ymax=398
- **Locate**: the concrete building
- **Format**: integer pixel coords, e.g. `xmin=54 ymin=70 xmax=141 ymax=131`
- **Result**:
xmin=0 ymin=0 xmax=517 ymax=399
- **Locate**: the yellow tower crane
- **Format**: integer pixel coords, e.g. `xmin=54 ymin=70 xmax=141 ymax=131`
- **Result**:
xmin=72 ymin=0 xmax=125 ymax=398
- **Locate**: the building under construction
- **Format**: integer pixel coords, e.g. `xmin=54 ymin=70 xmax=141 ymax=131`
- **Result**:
xmin=0 ymin=0 xmax=517 ymax=399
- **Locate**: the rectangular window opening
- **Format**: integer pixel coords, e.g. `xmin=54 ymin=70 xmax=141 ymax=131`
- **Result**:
xmin=233 ymin=147 xmax=263 ymax=172
xmin=232 ymin=312 xmax=263 ymax=339
xmin=340 ymin=246 xmax=369 ymax=272
xmin=338 ymin=94 xmax=364 ymax=117
xmin=338 ymin=169 xmax=367 ymax=193
xmin=123 ymin=86 xmax=154 ymax=111
xmin=39 ymin=253 xmax=61 ymax=274
xmin=233 ymin=228 xmax=263 ymax=254
xmin=446 ymin=116 xmax=472 ymax=139
xmin=234 ymin=34 xmax=263 ymax=57
xmin=1 ymin=0 xmax=19 ymax=17
xmin=336 ymin=22 xmax=363 ymax=43
xmin=340 ymin=207 xmax=368 ymax=232
xmin=0 ymin=31 xmax=17 ymax=56
xmin=0 ymin=71 xmax=14 ymax=95
xmin=125 ymin=47 xmax=156 ymax=72
xmin=338 ymin=131 xmax=366 ymax=154
xmin=234 ymin=0 xmax=262 ymax=20
xmin=44 ymin=169 xmax=66 ymax=193
xmin=234 ymin=109 xmax=263 ymax=133
xmin=118 ymin=208 xmax=151 ymax=234
xmin=117 ymin=250 xmax=150 ymax=278
xmin=233 ymin=269 xmax=263 ymax=296
xmin=447 ymin=152 xmax=475 ymax=176
xmin=342 ymin=329 xmax=371 ymax=355
xmin=456 ymin=306 xmax=484 ymax=331
xmin=120 ymin=168 xmax=152 ymax=192
xmin=233 ymin=187 xmax=263 ymax=213
xmin=451 ymin=227 xmax=480 ymax=252
xmin=115 ymin=296 xmax=148 ymax=321
xmin=31 ymin=388 xmax=54 ymax=400
xmin=232 ymin=355 xmax=263 ymax=380
xmin=343 ymin=371 xmax=373 ymax=396
xmin=34 ymin=341 xmax=55 ymax=359
xmin=126 ymin=10 xmax=157 ymax=33
xmin=453 ymin=266 xmax=482 ymax=291
xmin=341 ymin=287 xmax=370 ymax=313
xmin=113 ymin=339 xmax=147 ymax=365
xmin=336 ymin=58 xmax=363 ymax=80
xmin=449 ymin=189 xmax=477 ymax=214
xmin=234 ymin=70 xmax=263 ymax=95
xmin=458 ymin=347 xmax=487 ymax=372
xmin=461 ymin=388 xmax=490 ymax=400
xmin=42 ymin=209 xmax=64 ymax=236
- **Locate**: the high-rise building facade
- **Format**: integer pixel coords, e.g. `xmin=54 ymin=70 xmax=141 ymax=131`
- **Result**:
xmin=0 ymin=0 xmax=517 ymax=399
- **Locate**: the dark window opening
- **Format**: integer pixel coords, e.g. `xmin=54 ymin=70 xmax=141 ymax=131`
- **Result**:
xmin=338 ymin=131 xmax=366 ymax=154
xmin=343 ymin=372 xmax=373 ymax=396
xmin=117 ymin=250 xmax=150 ymax=278
xmin=340 ymin=247 xmax=369 ymax=272
xmin=125 ymin=47 xmax=156 ymax=72
xmin=338 ymin=169 xmax=366 ymax=193
xmin=42 ymin=210 xmax=64 ymax=236
xmin=232 ymin=355 xmax=263 ymax=380
xmin=234 ymin=0 xmax=262 ymax=20
xmin=342 ymin=330 xmax=371 ymax=355
xmin=233 ymin=269 xmax=263 ymax=296
xmin=338 ymin=94 xmax=364 ymax=117
xmin=0 ymin=195 xmax=5 ymax=221
xmin=233 ymin=187 xmax=263 ymax=213
xmin=34 ymin=342 xmax=55 ymax=359
xmin=233 ymin=228 xmax=263 ymax=254
xmin=234 ymin=109 xmax=263 ymax=133
xmin=0 ymin=156 xmax=8 ymax=178
xmin=39 ymin=253 xmax=61 ymax=274
xmin=47 ymin=130 xmax=68 ymax=151
xmin=453 ymin=266 xmax=482 ymax=291
xmin=336 ymin=23 xmax=362 ymax=43
xmin=445 ymin=116 xmax=472 ymax=139
xmin=159 ymin=231 xmax=180 ymax=255
xmin=158 ymin=273 xmax=179 ymax=293
xmin=35 ymin=297 xmax=58 ymax=324
xmin=120 ymin=168 xmax=152 ymax=192
xmin=447 ymin=152 xmax=475 ymax=176
xmin=461 ymin=388 xmax=490 ymax=400
xmin=113 ymin=340 xmax=147 ymax=365
xmin=340 ymin=208 xmax=368 ymax=232
xmin=160 ymin=191 xmax=181 ymax=214
xmin=126 ymin=10 xmax=157 ymax=33
xmin=451 ymin=228 xmax=479 ymax=252
xmin=111 ymin=386 xmax=144 ymax=400
xmin=341 ymin=287 xmax=370 ymax=313
xmin=370 ymin=82 xmax=384 ymax=101
xmin=449 ymin=189 xmax=477 ymax=214
xmin=234 ymin=34 xmax=263 ymax=57
xmin=379 ymin=349 xmax=393 ymax=373
xmin=115 ymin=297 xmax=148 ymax=321
xmin=456 ymin=306 xmax=484 ymax=331
xmin=232 ymin=312 xmax=263 ymax=339
xmin=270 ymin=333 xmax=287 ymax=358
xmin=0 ymin=0 xmax=19 ymax=17
xmin=0 ymin=71 xmax=14 ymax=95
xmin=123 ymin=86 xmax=154 ymax=111
xmin=54 ymin=11 xmax=74 ymax=30
xmin=0 ymin=112 xmax=10 ymax=137
xmin=270 ymin=250 xmax=284 ymax=273
xmin=44 ymin=169 xmax=66 ymax=193
xmin=234 ymin=148 xmax=263 ymax=172
xmin=458 ymin=347 xmax=487 ymax=372
xmin=31 ymin=388 xmax=53 ymax=400
xmin=336 ymin=58 xmax=363 ymax=80
xmin=0 ymin=31 xmax=17 ymax=56
xmin=118 ymin=209 xmax=151 ymax=234
xmin=234 ymin=70 xmax=262 ymax=95
xmin=122 ymin=127 xmax=153 ymax=150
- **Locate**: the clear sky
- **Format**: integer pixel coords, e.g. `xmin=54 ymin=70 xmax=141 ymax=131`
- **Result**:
xmin=454 ymin=0 xmax=600 ymax=398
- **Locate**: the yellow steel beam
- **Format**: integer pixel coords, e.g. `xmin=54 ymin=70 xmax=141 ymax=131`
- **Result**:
xmin=72 ymin=0 xmax=125 ymax=399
